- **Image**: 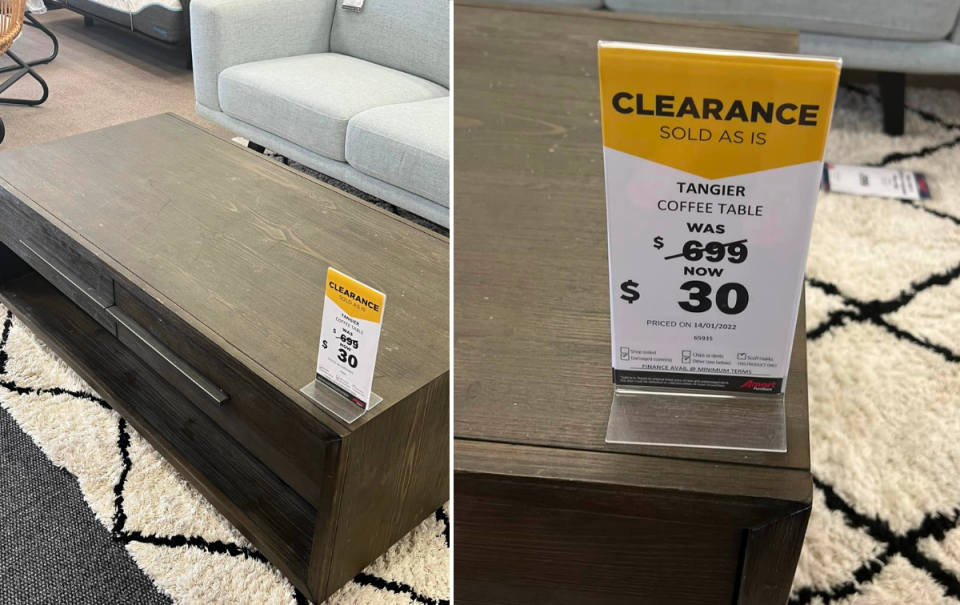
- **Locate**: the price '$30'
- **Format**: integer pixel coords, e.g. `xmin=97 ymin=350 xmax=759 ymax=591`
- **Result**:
xmin=620 ymin=235 xmax=750 ymax=315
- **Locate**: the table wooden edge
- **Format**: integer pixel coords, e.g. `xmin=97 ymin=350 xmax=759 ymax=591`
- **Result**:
xmin=455 ymin=438 xmax=811 ymax=526
xmin=454 ymin=1 xmax=800 ymax=54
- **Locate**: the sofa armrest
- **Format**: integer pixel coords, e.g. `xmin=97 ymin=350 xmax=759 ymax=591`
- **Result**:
xmin=191 ymin=0 xmax=336 ymax=112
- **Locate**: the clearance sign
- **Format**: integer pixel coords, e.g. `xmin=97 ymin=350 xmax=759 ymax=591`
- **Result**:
xmin=599 ymin=43 xmax=840 ymax=393
xmin=315 ymin=268 xmax=386 ymax=408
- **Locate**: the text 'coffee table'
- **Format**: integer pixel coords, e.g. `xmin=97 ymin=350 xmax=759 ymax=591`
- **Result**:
xmin=0 ymin=114 xmax=449 ymax=603
xmin=454 ymin=4 xmax=809 ymax=605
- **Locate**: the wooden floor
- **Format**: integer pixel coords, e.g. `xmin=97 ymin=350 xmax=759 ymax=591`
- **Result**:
xmin=0 ymin=8 xmax=230 ymax=150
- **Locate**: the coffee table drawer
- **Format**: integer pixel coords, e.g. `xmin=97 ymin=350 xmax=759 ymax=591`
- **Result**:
xmin=455 ymin=495 xmax=741 ymax=605
xmin=109 ymin=306 xmax=229 ymax=408
xmin=19 ymin=238 xmax=117 ymax=334
xmin=114 ymin=281 xmax=332 ymax=505
xmin=0 ymin=197 xmax=116 ymax=330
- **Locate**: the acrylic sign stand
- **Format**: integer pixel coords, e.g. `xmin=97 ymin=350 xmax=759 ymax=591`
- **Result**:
xmin=300 ymin=377 xmax=383 ymax=424
xmin=605 ymin=384 xmax=787 ymax=452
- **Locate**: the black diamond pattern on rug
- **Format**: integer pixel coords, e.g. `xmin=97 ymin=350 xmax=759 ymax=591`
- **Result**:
xmin=790 ymin=84 xmax=960 ymax=604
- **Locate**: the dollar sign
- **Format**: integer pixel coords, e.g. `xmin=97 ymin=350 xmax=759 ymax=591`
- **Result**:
xmin=653 ymin=236 xmax=664 ymax=250
xmin=322 ymin=340 xmax=328 ymax=349
xmin=620 ymin=280 xmax=640 ymax=304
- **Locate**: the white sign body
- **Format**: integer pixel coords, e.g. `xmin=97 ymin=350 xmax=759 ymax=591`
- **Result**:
xmin=315 ymin=268 xmax=385 ymax=408
xmin=606 ymin=153 xmax=821 ymax=393
xmin=598 ymin=42 xmax=841 ymax=394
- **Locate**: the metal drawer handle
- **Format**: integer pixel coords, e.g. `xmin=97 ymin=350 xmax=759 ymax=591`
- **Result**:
xmin=108 ymin=307 xmax=229 ymax=406
xmin=20 ymin=238 xmax=112 ymax=311
xmin=20 ymin=239 xmax=227 ymax=407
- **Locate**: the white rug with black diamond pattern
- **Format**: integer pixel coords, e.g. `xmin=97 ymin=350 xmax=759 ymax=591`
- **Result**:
xmin=790 ymin=83 xmax=960 ymax=605
xmin=0 ymin=306 xmax=449 ymax=604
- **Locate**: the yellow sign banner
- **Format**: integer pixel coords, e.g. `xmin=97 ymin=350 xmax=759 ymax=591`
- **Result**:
xmin=598 ymin=44 xmax=841 ymax=180
xmin=325 ymin=267 xmax=385 ymax=324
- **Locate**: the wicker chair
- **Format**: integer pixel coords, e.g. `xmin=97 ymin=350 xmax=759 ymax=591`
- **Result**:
xmin=0 ymin=0 xmax=49 ymax=143
xmin=0 ymin=0 xmax=24 ymax=51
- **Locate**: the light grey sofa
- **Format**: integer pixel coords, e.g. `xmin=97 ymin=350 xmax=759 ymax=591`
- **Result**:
xmin=482 ymin=0 xmax=960 ymax=135
xmin=191 ymin=0 xmax=450 ymax=227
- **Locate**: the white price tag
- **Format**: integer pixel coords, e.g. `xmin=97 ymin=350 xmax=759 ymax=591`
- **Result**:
xmin=823 ymin=164 xmax=931 ymax=200
xmin=315 ymin=268 xmax=385 ymax=408
xmin=598 ymin=42 xmax=840 ymax=394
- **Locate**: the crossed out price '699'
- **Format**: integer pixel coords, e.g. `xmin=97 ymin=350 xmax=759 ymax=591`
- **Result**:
xmin=620 ymin=236 xmax=750 ymax=315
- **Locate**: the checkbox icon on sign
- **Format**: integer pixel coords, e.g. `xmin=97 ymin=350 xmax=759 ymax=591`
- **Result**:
xmin=620 ymin=347 xmax=630 ymax=360
xmin=738 ymin=352 xmax=747 ymax=360
xmin=681 ymin=350 xmax=691 ymax=363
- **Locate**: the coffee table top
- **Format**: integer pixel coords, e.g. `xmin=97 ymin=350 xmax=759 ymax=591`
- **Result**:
xmin=454 ymin=2 xmax=809 ymax=471
xmin=0 ymin=114 xmax=448 ymax=434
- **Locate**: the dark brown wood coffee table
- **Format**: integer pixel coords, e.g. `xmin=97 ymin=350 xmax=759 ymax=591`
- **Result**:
xmin=0 ymin=114 xmax=449 ymax=603
xmin=454 ymin=4 xmax=808 ymax=605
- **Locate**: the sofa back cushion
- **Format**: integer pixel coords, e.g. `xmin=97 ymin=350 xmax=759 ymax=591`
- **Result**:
xmin=330 ymin=0 xmax=449 ymax=88
xmin=605 ymin=0 xmax=960 ymax=42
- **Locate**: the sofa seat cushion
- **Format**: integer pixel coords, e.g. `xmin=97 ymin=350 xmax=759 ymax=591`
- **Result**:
xmin=346 ymin=98 xmax=450 ymax=207
xmin=218 ymin=53 xmax=448 ymax=162
xmin=605 ymin=0 xmax=960 ymax=41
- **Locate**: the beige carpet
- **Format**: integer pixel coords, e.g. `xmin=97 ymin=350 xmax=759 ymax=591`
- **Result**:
xmin=0 ymin=8 xmax=228 ymax=150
